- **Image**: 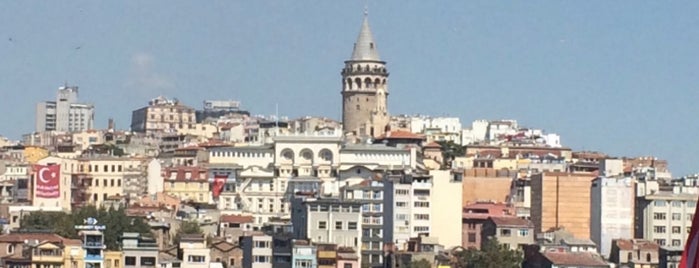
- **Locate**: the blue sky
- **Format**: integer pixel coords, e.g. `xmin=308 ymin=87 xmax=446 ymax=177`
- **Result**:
xmin=1 ymin=1 xmax=698 ymax=175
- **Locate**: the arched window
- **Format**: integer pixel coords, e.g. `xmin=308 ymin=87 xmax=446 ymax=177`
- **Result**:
xmin=364 ymin=78 xmax=372 ymax=88
xmin=346 ymin=78 xmax=353 ymax=90
xmin=355 ymin=78 xmax=362 ymax=89
xmin=374 ymin=78 xmax=381 ymax=88
xmin=7 ymin=244 xmax=14 ymax=254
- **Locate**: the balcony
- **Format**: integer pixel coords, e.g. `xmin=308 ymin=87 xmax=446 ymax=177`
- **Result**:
xmin=32 ymin=249 xmax=63 ymax=263
xmin=83 ymin=241 xmax=105 ymax=249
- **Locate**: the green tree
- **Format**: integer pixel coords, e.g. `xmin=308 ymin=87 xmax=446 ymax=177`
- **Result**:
xmin=21 ymin=205 xmax=151 ymax=250
xmin=173 ymin=220 xmax=203 ymax=244
xmin=437 ymin=140 xmax=465 ymax=168
xmin=407 ymin=259 xmax=432 ymax=268
xmin=453 ymin=239 xmax=523 ymax=268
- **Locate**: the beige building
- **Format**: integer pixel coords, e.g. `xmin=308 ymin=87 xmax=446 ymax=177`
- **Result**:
xmin=429 ymin=170 xmax=463 ymax=249
xmin=481 ymin=216 xmax=534 ymax=251
xmin=530 ymin=172 xmax=597 ymax=239
xmin=80 ymin=157 xmax=144 ymax=207
xmin=609 ymin=239 xmax=659 ymax=268
xmin=130 ymin=96 xmax=196 ymax=134
xmin=34 ymin=156 xmax=78 ymax=211
xmin=341 ymin=14 xmax=390 ymax=138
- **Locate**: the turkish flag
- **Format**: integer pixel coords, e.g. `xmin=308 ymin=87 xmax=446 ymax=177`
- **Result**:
xmin=681 ymin=196 xmax=699 ymax=267
xmin=34 ymin=164 xmax=60 ymax=198
xmin=212 ymin=174 xmax=227 ymax=198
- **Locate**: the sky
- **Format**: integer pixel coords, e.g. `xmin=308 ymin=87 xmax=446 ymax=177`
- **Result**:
xmin=1 ymin=1 xmax=698 ymax=175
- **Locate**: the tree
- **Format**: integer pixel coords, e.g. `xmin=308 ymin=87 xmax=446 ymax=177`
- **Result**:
xmin=407 ymin=259 xmax=431 ymax=268
xmin=437 ymin=140 xmax=465 ymax=168
xmin=21 ymin=205 xmax=151 ymax=250
xmin=452 ymin=239 xmax=523 ymax=268
xmin=173 ymin=220 xmax=203 ymax=244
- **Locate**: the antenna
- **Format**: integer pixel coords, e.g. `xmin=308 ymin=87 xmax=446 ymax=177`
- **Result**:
xmin=275 ymin=103 xmax=279 ymax=136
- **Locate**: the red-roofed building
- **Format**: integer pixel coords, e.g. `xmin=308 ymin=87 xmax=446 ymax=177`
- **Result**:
xmin=218 ymin=214 xmax=254 ymax=242
xmin=374 ymin=130 xmax=426 ymax=148
xmin=162 ymin=166 xmax=211 ymax=203
xmin=609 ymin=239 xmax=659 ymax=267
xmin=523 ymin=251 xmax=609 ymax=268
xmin=462 ymin=202 xmax=514 ymax=249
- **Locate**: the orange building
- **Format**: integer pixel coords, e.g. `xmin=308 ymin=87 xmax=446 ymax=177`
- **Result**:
xmin=459 ymin=168 xmax=514 ymax=207
xmin=530 ymin=172 xmax=596 ymax=239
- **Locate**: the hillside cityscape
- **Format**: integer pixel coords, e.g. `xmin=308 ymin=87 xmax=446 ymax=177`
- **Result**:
xmin=1 ymin=12 xmax=696 ymax=268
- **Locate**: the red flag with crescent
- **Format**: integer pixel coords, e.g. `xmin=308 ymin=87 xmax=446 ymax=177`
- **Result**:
xmin=212 ymin=174 xmax=227 ymax=198
xmin=681 ymin=196 xmax=699 ymax=267
xmin=33 ymin=164 xmax=60 ymax=198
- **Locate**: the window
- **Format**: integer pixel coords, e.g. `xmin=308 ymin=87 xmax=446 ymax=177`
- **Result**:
xmin=654 ymin=213 xmax=666 ymax=220
xmin=125 ymin=257 xmax=136 ymax=266
xmin=500 ymin=229 xmax=512 ymax=237
xmin=414 ymin=214 xmax=429 ymax=220
xmin=689 ymin=214 xmax=695 ymax=221
xmin=140 ymin=257 xmax=156 ymax=266
xmin=672 ymin=201 xmax=682 ymax=207
xmin=335 ymin=221 xmax=343 ymax=230
xmin=655 ymin=239 xmax=666 ymax=246
xmin=672 ymin=226 xmax=682 ymax=234
xmin=7 ymin=244 xmax=14 ymax=254
xmin=519 ymin=229 xmax=529 ymax=236
xmin=655 ymin=200 xmax=667 ymax=207
xmin=348 ymin=221 xmax=358 ymax=230
xmin=468 ymin=233 xmax=476 ymax=243
xmin=396 ymin=202 xmax=407 ymax=207
xmin=318 ymin=221 xmax=327 ymax=229
xmin=414 ymin=201 xmax=429 ymax=208
xmin=254 ymin=241 xmax=269 ymax=248
xmin=672 ymin=213 xmax=682 ymax=221
xmin=188 ymin=255 xmax=206 ymax=263
xmin=413 ymin=226 xmax=429 ymax=232
xmin=395 ymin=189 xmax=409 ymax=195
xmin=627 ymin=252 xmax=633 ymax=261
xmin=672 ymin=239 xmax=682 ymax=247
xmin=689 ymin=201 xmax=697 ymax=208
xmin=654 ymin=226 xmax=666 ymax=234
xmin=396 ymin=214 xmax=408 ymax=221
xmin=229 ymin=258 xmax=235 ymax=267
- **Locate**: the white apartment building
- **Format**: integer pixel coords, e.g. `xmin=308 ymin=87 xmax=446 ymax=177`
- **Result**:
xmin=635 ymin=191 xmax=698 ymax=250
xmin=383 ymin=173 xmax=433 ymax=250
xmin=291 ymin=198 xmax=363 ymax=249
xmin=590 ymin=176 xmax=635 ymax=258
xmin=179 ymin=235 xmax=210 ymax=268
xmin=243 ymin=234 xmax=273 ymax=268
xmin=36 ymin=84 xmax=95 ymax=132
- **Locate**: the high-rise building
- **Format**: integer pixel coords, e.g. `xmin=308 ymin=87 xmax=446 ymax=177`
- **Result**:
xmin=590 ymin=176 xmax=635 ymax=258
xmin=341 ymin=13 xmax=390 ymax=138
xmin=35 ymin=84 xmax=95 ymax=132
xmin=530 ymin=172 xmax=597 ymax=239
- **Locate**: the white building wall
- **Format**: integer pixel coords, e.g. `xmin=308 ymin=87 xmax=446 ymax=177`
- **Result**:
xmin=147 ymin=159 xmax=163 ymax=195
xmin=591 ymin=177 xmax=634 ymax=258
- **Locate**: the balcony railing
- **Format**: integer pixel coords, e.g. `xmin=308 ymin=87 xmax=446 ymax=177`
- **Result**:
xmin=84 ymin=241 xmax=104 ymax=248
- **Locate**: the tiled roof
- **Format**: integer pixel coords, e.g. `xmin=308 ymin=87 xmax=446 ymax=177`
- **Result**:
xmin=211 ymin=240 xmax=239 ymax=252
xmin=615 ymin=239 xmax=660 ymax=251
xmin=376 ymin=130 xmax=425 ymax=140
xmin=164 ymin=166 xmax=208 ymax=181
xmin=543 ymin=252 xmax=608 ymax=266
xmin=220 ymin=214 xmax=254 ymax=224
xmin=489 ymin=216 xmax=533 ymax=228
xmin=0 ymin=233 xmax=66 ymax=244
xmin=423 ymin=142 xmax=442 ymax=149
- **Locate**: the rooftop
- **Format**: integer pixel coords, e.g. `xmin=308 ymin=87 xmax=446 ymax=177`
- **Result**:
xmin=543 ymin=252 xmax=608 ymax=267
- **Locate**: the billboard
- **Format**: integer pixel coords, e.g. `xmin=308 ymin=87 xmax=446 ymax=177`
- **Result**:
xmin=34 ymin=164 xmax=60 ymax=198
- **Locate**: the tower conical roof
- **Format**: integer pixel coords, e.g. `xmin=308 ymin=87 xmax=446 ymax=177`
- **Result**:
xmin=350 ymin=15 xmax=381 ymax=61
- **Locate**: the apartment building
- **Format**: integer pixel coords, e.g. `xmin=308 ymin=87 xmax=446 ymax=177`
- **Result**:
xmin=130 ymin=96 xmax=196 ymax=134
xmin=382 ymin=173 xmax=433 ymax=250
xmin=241 ymin=234 xmax=273 ymax=268
xmin=461 ymin=202 xmax=513 ymax=249
xmin=635 ymin=191 xmax=697 ymax=249
xmin=80 ymin=157 xmax=144 ymax=207
xmin=291 ymin=240 xmax=317 ymax=268
xmin=340 ymin=179 xmax=385 ymax=265
xmin=163 ymin=166 xmax=210 ymax=204
xmin=179 ymin=234 xmax=210 ymax=268
xmin=481 ymin=216 xmax=534 ymax=251
xmin=291 ymin=198 xmax=363 ymax=250
xmin=590 ymin=176 xmax=635 ymax=258
xmin=429 ymin=170 xmax=463 ymax=249
xmin=121 ymin=233 xmax=158 ymax=268
xmin=36 ymin=84 xmax=95 ymax=132
xmin=34 ymin=156 xmax=79 ymax=211
xmin=530 ymin=172 xmax=597 ymax=239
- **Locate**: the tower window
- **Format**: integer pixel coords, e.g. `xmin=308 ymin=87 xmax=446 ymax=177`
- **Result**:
xmin=370 ymin=43 xmax=374 ymax=49
xmin=356 ymin=105 xmax=360 ymax=110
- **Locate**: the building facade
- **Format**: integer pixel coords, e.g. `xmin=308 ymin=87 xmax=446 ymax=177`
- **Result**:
xmin=130 ymin=96 xmax=196 ymax=134
xmin=36 ymin=84 xmax=95 ymax=132
xmin=590 ymin=176 xmax=635 ymax=258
